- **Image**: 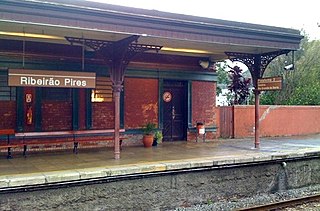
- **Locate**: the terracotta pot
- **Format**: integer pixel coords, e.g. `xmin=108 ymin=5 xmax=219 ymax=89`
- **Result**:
xmin=143 ymin=134 xmax=154 ymax=147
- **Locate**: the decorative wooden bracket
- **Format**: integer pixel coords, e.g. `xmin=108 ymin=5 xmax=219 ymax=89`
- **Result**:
xmin=225 ymin=50 xmax=291 ymax=84
xmin=66 ymin=35 xmax=162 ymax=84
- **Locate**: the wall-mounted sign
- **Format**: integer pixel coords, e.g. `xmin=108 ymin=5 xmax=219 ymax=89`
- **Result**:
xmin=257 ymin=76 xmax=282 ymax=91
xmin=8 ymin=69 xmax=96 ymax=88
xmin=163 ymin=91 xmax=172 ymax=102
xmin=25 ymin=93 xmax=32 ymax=103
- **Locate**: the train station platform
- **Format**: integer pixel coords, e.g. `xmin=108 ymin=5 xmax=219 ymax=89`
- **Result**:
xmin=0 ymin=134 xmax=320 ymax=190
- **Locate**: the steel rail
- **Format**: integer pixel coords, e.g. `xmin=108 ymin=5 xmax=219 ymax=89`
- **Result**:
xmin=237 ymin=194 xmax=320 ymax=211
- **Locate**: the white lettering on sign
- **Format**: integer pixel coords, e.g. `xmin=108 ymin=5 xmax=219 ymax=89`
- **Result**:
xmin=8 ymin=69 xmax=96 ymax=88
xmin=19 ymin=77 xmax=88 ymax=87
xmin=64 ymin=78 xmax=86 ymax=87
xmin=20 ymin=77 xmax=62 ymax=86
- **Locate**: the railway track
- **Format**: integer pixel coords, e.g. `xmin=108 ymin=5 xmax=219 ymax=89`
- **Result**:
xmin=237 ymin=193 xmax=320 ymax=211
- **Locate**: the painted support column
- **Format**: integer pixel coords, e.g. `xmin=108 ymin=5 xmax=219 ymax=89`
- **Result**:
xmin=253 ymin=56 xmax=261 ymax=149
xmin=16 ymin=87 xmax=24 ymax=132
xmin=35 ymin=87 xmax=42 ymax=131
xmin=254 ymin=89 xmax=260 ymax=148
xmin=85 ymin=89 xmax=92 ymax=129
xmin=113 ymin=84 xmax=122 ymax=160
xmin=72 ymin=89 xmax=79 ymax=130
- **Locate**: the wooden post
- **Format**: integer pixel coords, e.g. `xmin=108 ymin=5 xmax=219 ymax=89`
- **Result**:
xmin=113 ymin=84 xmax=122 ymax=160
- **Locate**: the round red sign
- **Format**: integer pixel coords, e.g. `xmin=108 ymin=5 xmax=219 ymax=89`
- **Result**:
xmin=163 ymin=91 xmax=172 ymax=102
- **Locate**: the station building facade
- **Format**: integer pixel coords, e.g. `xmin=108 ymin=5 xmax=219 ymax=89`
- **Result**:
xmin=0 ymin=45 xmax=218 ymax=143
xmin=0 ymin=0 xmax=302 ymax=155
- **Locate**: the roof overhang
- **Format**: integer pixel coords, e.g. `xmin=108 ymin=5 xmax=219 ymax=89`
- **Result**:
xmin=0 ymin=0 xmax=303 ymax=61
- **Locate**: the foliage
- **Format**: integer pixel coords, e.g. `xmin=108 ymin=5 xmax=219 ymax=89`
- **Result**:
xmin=142 ymin=122 xmax=156 ymax=135
xmin=261 ymin=36 xmax=320 ymax=105
xmin=216 ymin=61 xmax=230 ymax=95
xmin=154 ymin=131 xmax=163 ymax=143
xmin=228 ymin=66 xmax=251 ymax=105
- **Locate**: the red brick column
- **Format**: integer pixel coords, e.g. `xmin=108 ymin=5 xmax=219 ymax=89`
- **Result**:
xmin=191 ymin=81 xmax=218 ymax=140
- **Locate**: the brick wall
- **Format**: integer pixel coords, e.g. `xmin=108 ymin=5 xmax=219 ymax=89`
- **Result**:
xmin=0 ymin=101 xmax=16 ymax=129
xmin=92 ymin=102 xmax=115 ymax=129
xmin=41 ymin=102 xmax=72 ymax=131
xmin=232 ymin=105 xmax=320 ymax=138
xmin=124 ymin=78 xmax=158 ymax=129
xmin=191 ymin=81 xmax=219 ymax=139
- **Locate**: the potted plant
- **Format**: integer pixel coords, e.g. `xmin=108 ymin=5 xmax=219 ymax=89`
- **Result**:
xmin=153 ymin=130 xmax=163 ymax=146
xmin=142 ymin=122 xmax=156 ymax=147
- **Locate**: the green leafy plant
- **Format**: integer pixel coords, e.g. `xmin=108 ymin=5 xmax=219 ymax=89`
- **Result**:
xmin=142 ymin=122 xmax=156 ymax=135
xmin=154 ymin=131 xmax=163 ymax=144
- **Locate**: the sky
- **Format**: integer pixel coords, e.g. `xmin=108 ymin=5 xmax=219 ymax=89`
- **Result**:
xmin=87 ymin=0 xmax=320 ymax=40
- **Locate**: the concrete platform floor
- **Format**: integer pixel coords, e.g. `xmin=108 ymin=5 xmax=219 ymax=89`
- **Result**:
xmin=0 ymin=134 xmax=320 ymax=188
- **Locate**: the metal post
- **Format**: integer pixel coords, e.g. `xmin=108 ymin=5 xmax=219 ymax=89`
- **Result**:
xmin=254 ymin=89 xmax=260 ymax=148
xmin=253 ymin=56 xmax=261 ymax=149
xmin=113 ymin=84 xmax=122 ymax=160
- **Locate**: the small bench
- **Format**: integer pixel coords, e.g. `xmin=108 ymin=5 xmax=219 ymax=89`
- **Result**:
xmin=0 ymin=129 xmax=126 ymax=159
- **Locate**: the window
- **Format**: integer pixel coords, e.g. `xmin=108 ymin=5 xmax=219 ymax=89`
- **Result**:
xmin=91 ymin=77 xmax=113 ymax=102
xmin=42 ymin=88 xmax=71 ymax=101
xmin=0 ymin=70 xmax=16 ymax=101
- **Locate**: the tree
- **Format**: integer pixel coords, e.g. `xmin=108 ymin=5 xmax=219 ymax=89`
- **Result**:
xmin=228 ymin=66 xmax=251 ymax=105
xmin=261 ymin=35 xmax=320 ymax=105
xmin=216 ymin=61 xmax=229 ymax=96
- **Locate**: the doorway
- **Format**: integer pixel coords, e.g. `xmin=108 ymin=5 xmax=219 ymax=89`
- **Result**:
xmin=162 ymin=80 xmax=187 ymax=141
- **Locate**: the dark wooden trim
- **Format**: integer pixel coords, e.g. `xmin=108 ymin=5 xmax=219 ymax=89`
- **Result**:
xmin=188 ymin=126 xmax=217 ymax=133
xmin=187 ymin=80 xmax=192 ymax=128
xmin=85 ymin=89 xmax=92 ymax=129
xmin=124 ymin=129 xmax=143 ymax=135
xmin=35 ymin=87 xmax=42 ymax=132
xmin=72 ymin=89 xmax=79 ymax=130
xmin=78 ymin=89 xmax=86 ymax=130
xmin=158 ymin=78 xmax=163 ymax=129
xmin=120 ymin=88 xmax=124 ymax=128
xmin=126 ymin=68 xmax=217 ymax=82
xmin=16 ymin=87 xmax=24 ymax=132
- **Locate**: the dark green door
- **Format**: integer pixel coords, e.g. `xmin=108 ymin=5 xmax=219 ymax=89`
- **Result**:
xmin=162 ymin=80 xmax=187 ymax=141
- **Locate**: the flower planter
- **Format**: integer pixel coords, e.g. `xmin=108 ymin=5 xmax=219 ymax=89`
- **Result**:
xmin=143 ymin=134 xmax=154 ymax=147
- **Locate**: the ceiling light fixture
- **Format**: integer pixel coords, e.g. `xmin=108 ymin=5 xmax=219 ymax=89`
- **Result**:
xmin=0 ymin=31 xmax=64 ymax=40
xmin=161 ymin=47 xmax=211 ymax=54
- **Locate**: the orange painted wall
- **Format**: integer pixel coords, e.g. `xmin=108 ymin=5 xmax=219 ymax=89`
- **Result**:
xmin=232 ymin=105 xmax=320 ymax=138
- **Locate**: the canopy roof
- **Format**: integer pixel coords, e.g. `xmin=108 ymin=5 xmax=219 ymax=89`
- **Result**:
xmin=0 ymin=0 xmax=302 ymax=61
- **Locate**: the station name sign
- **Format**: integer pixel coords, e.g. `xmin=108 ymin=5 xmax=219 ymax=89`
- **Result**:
xmin=8 ymin=69 xmax=96 ymax=88
xmin=257 ymin=76 xmax=282 ymax=91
